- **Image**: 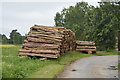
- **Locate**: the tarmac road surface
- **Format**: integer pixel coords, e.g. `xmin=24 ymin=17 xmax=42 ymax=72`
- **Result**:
xmin=57 ymin=55 xmax=119 ymax=78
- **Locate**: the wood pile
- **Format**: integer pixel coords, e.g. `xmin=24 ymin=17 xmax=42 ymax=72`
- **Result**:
xmin=76 ymin=41 xmax=96 ymax=54
xmin=19 ymin=25 xmax=76 ymax=58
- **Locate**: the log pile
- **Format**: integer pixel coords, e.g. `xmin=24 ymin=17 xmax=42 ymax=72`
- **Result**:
xmin=76 ymin=41 xmax=96 ymax=54
xmin=19 ymin=25 xmax=76 ymax=58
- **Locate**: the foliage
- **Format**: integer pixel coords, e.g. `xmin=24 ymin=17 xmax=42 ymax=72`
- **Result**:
xmin=54 ymin=1 xmax=120 ymax=51
xmin=0 ymin=29 xmax=26 ymax=44
xmin=0 ymin=34 xmax=8 ymax=44
xmin=94 ymin=2 xmax=119 ymax=50
xmin=0 ymin=34 xmax=1 ymax=44
xmin=9 ymin=29 xmax=22 ymax=44
xmin=54 ymin=12 xmax=64 ymax=26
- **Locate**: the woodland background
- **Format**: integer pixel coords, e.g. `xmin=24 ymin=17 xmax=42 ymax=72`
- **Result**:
xmin=0 ymin=2 xmax=120 ymax=51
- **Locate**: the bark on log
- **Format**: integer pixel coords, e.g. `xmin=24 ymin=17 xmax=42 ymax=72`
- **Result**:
xmin=27 ymin=35 xmax=63 ymax=41
xmin=34 ymin=24 xmax=65 ymax=30
xmin=24 ymin=40 xmax=28 ymax=43
xmin=24 ymin=47 xmax=60 ymax=50
xmin=23 ymin=42 xmax=60 ymax=47
xmin=31 ymin=26 xmax=65 ymax=34
xmin=23 ymin=43 xmax=60 ymax=50
xmin=19 ymin=49 xmax=32 ymax=53
xmin=29 ymin=30 xmax=60 ymax=36
xmin=19 ymin=49 xmax=60 ymax=54
xmin=77 ymin=43 xmax=95 ymax=46
xmin=76 ymin=46 xmax=96 ymax=49
xmin=19 ymin=52 xmax=60 ymax=58
xmin=28 ymin=33 xmax=64 ymax=39
xmin=32 ymin=49 xmax=60 ymax=54
xmin=27 ymin=37 xmax=62 ymax=45
xmin=76 ymin=41 xmax=95 ymax=45
xmin=76 ymin=49 xmax=96 ymax=51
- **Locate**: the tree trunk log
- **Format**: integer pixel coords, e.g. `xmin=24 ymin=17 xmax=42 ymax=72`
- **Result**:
xmin=19 ymin=52 xmax=60 ymax=58
xmin=19 ymin=49 xmax=60 ymax=54
xmin=76 ymin=49 xmax=96 ymax=51
xmin=76 ymin=46 xmax=96 ymax=49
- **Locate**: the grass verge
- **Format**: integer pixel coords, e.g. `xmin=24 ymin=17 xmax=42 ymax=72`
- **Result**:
xmin=1 ymin=44 xmax=119 ymax=78
xmin=118 ymin=64 xmax=120 ymax=70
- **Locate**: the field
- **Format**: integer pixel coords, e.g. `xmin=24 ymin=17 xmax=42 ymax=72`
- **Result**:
xmin=1 ymin=45 xmax=119 ymax=78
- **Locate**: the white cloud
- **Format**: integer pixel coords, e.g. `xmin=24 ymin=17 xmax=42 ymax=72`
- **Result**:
xmin=0 ymin=0 xmax=100 ymax=2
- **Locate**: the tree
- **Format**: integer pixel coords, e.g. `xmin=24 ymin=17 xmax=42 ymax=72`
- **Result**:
xmin=2 ymin=34 xmax=8 ymax=44
xmin=54 ymin=1 xmax=120 ymax=51
xmin=54 ymin=12 xmax=64 ymax=26
xmin=94 ymin=2 xmax=119 ymax=50
xmin=0 ymin=34 xmax=2 ymax=44
xmin=55 ymin=2 xmax=90 ymax=40
xmin=9 ymin=29 xmax=22 ymax=44
xmin=21 ymin=36 xmax=26 ymax=44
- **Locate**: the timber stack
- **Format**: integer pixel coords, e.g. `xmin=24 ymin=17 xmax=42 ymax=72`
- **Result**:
xmin=19 ymin=25 xmax=76 ymax=58
xmin=76 ymin=41 xmax=96 ymax=54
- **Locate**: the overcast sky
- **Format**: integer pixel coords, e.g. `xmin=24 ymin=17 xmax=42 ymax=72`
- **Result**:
xmin=0 ymin=0 xmax=100 ymax=38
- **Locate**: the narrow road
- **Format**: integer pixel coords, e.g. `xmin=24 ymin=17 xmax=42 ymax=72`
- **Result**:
xmin=57 ymin=55 xmax=119 ymax=78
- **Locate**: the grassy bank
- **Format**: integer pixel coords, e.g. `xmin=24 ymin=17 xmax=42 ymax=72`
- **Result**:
xmin=1 ymin=44 xmax=119 ymax=78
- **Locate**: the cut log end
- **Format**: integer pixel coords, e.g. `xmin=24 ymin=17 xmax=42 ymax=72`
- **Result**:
xmin=39 ymin=57 xmax=47 ymax=61
xmin=88 ymin=51 xmax=92 ymax=54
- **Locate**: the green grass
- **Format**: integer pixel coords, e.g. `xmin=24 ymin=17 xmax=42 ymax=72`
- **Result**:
xmin=1 ymin=45 xmax=119 ymax=78
xmin=28 ymin=64 xmax=64 ymax=78
xmin=95 ymin=50 xmax=120 ymax=55
xmin=118 ymin=64 xmax=120 ymax=70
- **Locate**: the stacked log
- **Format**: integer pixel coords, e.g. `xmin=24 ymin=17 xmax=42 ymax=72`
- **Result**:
xmin=19 ymin=25 xmax=75 ymax=58
xmin=76 ymin=41 xmax=96 ymax=54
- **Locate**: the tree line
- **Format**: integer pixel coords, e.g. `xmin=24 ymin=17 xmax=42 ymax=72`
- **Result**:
xmin=54 ymin=1 xmax=120 ymax=51
xmin=0 ymin=29 xmax=26 ymax=44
